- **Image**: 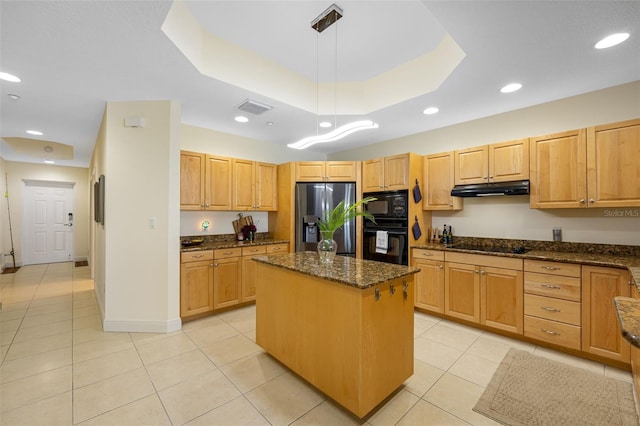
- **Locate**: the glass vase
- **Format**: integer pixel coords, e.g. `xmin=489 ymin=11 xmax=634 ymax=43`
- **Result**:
xmin=317 ymin=233 xmax=337 ymax=264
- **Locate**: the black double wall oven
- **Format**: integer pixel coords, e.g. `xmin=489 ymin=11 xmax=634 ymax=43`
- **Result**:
xmin=362 ymin=190 xmax=409 ymax=266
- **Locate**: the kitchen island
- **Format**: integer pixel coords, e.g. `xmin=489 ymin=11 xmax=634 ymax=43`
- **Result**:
xmin=253 ymin=252 xmax=419 ymax=418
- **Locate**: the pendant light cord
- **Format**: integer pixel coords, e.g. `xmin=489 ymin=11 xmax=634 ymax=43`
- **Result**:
xmin=334 ymin=21 xmax=338 ymax=129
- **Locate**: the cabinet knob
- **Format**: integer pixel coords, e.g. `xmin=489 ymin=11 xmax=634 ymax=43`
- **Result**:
xmin=580 ymin=199 xmax=586 ymax=204
xmin=541 ymin=306 xmax=560 ymax=313
xmin=589 ymin=198 xmax=595 ymax=204
xmin=541 ymin=284 xmax=561 ymax=289
xmin=479 ymin=270 xmax=486 ymax=275
xmin=541 ymin=266 xmax=560 ymax=271
xmin=214 ymin=263 xmax=219 ymax=267
xmin=439 ymin=264 xmax=444 ymax=269
xmin=542 ymin=329 xmax=560 ymax=336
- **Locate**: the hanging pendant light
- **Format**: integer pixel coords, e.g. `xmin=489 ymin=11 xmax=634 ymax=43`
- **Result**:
xmin=288 ymin=3 xmax=377 ymax=150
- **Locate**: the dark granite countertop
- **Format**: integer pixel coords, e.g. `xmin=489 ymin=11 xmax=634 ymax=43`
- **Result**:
xmin=253 ymin=251 xmax=420 ymax=289
xmin=614 ymin=297 xmax=640 ymax=349
xmin=412 ymin=242 xmax=640 ymax=290
xmin=180 ymin=239 xmax=289 ymax=252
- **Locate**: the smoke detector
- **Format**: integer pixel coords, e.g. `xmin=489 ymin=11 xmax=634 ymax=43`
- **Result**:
xmin=236 ymin=99 xmax=273 ymax=115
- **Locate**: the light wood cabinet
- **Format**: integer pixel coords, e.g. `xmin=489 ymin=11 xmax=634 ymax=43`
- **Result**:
xmin=362 ymin=154 xmax=409 ymax=192
xmin=586 ymin=118 xmax=640 ymax=207
xmin=530 ymin=119 xmax=640 ymax=209
xmin=454 ymin=139 xmax=529 ymax=185
xmin=180 ymin=151 xmax=205 ymax=210
xmin=582 ymin=265 xmax=631 ymax=362
xmin=412 ymin=249 xmax=445 ymax=313
xmin=523 ymin=259 xmax=582 ymax=350
xmin=179 ymin=150 xmax=233 ymax=211
xmin=422 ymin=152 xmax=462 ymax=210
xmin=241 ymin=246 xmax=267 ymax=303
xmin=233 ymin=160 xmax=277 ymax=211
xmin=445 ymin=252 xmax=523 ymax=333
xmin=212 ymin=248 xmax=242 ymax=310
xmin=296 ymin=161 xmax=358 ymax=182
xmin=180 ymin=250 xmax=213 ymax=317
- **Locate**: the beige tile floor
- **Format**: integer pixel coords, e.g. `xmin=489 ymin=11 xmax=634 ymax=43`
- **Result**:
xmin=0 ymin=262 xmax=635 ymax=425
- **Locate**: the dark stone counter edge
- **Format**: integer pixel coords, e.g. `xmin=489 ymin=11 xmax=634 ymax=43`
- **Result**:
xmin=181 ymin=239 xmax=289 ymax=252
xmin=253 ymin=255 xmax=420 ymax=290
xmin=614 ymin=297 xmax=640 ymax=349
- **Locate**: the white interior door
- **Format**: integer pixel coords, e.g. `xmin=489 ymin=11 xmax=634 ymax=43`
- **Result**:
xmin=23 ymin=181 xmax=75 ymax=265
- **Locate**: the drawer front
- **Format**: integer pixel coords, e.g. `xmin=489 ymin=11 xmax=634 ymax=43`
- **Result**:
xmin=524 ymin=259 xmax=581 ymax=277
xmin=242 ymin=246 xmax=267 ymax=257
xmin=524 ymin=294 xmax=581 ymax=325
xmin=214 ymin=247 xmax=242 ymax=259
xmin=412 ymin=249 xmax=445 ymax=262
xmin=181 ymin=250 xmax=213 ymax=263
xmin=524 ymin=272 xmax=581 ymax=301
xmin=445 ymin=251 xmax=522 ymax=270
xmin=524 ymin=315 xmax=581 ymax=350
xmin=266 ymin=243 xmax=289 ymax=254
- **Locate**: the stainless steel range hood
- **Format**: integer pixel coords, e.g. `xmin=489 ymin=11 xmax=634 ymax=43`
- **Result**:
xmin=450 ymin=180 xmax=530 ymax=197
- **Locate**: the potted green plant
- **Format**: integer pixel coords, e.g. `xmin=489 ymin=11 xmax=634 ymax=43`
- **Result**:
xmin=317 ymin=196 xmax=376 ymax=263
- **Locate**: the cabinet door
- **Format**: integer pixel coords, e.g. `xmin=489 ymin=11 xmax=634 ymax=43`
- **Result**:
xmin=582 ymin=265 xmax=630 ymax=362
xmin=587 ymin=118 xmax=640 ymax=208
xmin=489 ymin=139 xmax=529 ymax=182
xmin=180 ymin=260 xmax=213 ymax=317
xmin=205 ymin=155 xmax=232 ymax=210
xmin=241 ymin=246 xmax=266 ymax=302
xmin=445 ymin=262 xmax=480 ymax=323
xmin=384 ymin=154 xmax=410 ymax=190
xmin=295 ymin=162 xmax=325 ymax=181
xmin=362 ymin=158 xmax=385 ymax=192
xmin=180 ymin=151 xmax=205 ymax=210
xmin=233 ymin=159 xmax=255 ymax=210
xmin=326 ymin=161 xmax=357 ymax=181
xmin=455 ymin=145 xmax=488 ymax=185
xmin=255 ymin=162 xmax=277 ymax=211
xmin=481 ymin=266 xmax=523 ymax=334
xmin=213 ymin=257 xmax=242 ymax=310
xmin=530 ymin=129 xmax=587 ymax=208
xmin=413 ymin=258 xmax=445 ymax=313
xmin=423 ymin=152 xmax=462 ymax=210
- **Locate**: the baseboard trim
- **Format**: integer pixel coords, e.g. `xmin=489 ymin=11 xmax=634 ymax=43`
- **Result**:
xmin=103 ymin=318 xmax=182 ymax=333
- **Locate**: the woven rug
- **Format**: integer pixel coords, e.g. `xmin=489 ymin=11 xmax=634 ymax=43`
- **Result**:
xmin=473 ymin=348 xmax=639 ymax=426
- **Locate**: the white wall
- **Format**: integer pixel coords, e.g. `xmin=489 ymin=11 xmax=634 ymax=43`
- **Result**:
xmin=98 ymin=100 xmax=181 ymax=333
xmin=179 ymin=124 xmax=324 ymax=236
xmin=1 ymin=162 xmax=90 ymax=266
xmin=330 ymin=81 xmax=640 ymax=246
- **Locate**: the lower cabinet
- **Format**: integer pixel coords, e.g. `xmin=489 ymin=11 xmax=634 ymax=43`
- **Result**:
xmin=582 ymin=265 xmax=631 ymax=363
xmin=181 ymin=243 xmax=291 ymax=320
xmin=523 ymin=260 xmax=582 ymax=350
xmin=412 ymin=249 xmax=445 ymax=313
xmin=444 ymin=252 xmax=523 ymax=334
xmin=180 ymin=250 xmax=214 ymax=317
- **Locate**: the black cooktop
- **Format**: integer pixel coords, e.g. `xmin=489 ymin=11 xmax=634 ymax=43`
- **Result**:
xmin=449 ymin=244 xmax=530 ymax=254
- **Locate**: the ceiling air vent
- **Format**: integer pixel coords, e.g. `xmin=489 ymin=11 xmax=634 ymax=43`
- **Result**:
xmin=236 ymin=99 xmax=273 ymax=115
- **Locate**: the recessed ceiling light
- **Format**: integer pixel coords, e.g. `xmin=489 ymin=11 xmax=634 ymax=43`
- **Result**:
xmin=234 ymin=116 xmax=248 ymax=123
xmin=319 ymin=121 xmax=332 ymax=128
xmin=26 ymin=130 xmax=43 ymax=136
xmin=266 ymin=121 xmax=274 ymax=126
xmin=595 ymin=32 xmax=630 ymax=49
xmin=43 ymin=146 xmax=54 ymax=153
xmin=500 ymin=83 xmax=522 ymax=93
xmin=44 ymin=160 xmax=55 ymax=164
xmin=0 ymin=72 xmax=21 ymax=82
xmin=423 ymin=107 xmax=439 ymax=115
xmin=8 ymin=94 xmax=21 ymax=100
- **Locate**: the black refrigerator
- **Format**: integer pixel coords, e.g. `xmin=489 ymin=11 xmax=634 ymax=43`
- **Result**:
xmin=295 ymin=182 xmax=356 ymax=256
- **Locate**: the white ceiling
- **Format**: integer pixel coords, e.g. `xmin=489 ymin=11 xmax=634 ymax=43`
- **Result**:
xmin=1 ymin=0 xmax=639 ymax=168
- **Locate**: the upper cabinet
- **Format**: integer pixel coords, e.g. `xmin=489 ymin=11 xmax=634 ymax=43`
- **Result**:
xmin=362 ymin=153 xmax=409 ymax=192
xmin=586 ymin=118 xmax=640 ymax=208
xmin=180 ymin=150 xmax=276 ymax=211
xmin=530 ymin=129 xmax=587 ymax=208
xmin=180 ymin=151 xmax=232 ymax=210
xmin=423 ymin=152 xmax=462 ymax=210
xmin=295 ymin=161 xmax=358 ymax=182
xmin=530 ymin=118 xmax=640 ymax=209
xmin=233 ymin=160 xmax=278 ymax=211
xmin=454 ymin=139 xmax=529 ymax=185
